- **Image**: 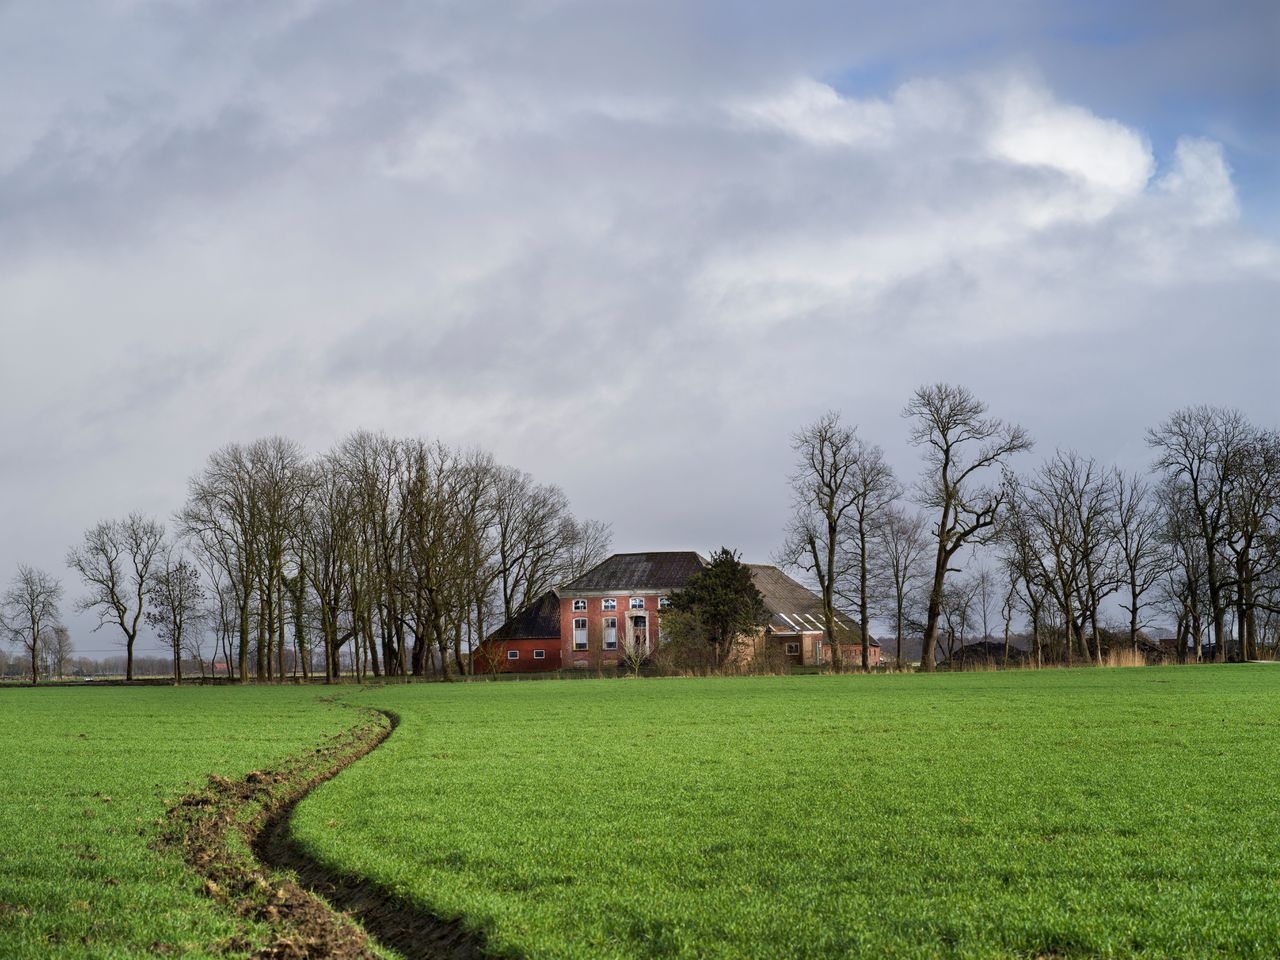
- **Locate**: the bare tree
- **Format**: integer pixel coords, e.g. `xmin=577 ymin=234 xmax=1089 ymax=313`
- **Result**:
xmin=180 ymin=443 xmax=259 ymax=679
xmin=834 ymin=443 xmax=901 ymax=671
xmin=938 ymin=575 xmax=978 ymax=663
xmin=0 ymin=566 xmax=64 ymax=685
xmin=1113 ymin=471 xmax=1170 ymax=654
xmin=1148 ymin=406 xmax=1253 ymax=661
xmin=778 ymin=412 xmax=861 ymax=672
xmin=67 ymin=514 xmax=165 ymax=681
xmin=875 ymin=507 xmax=929 ymax=665
xmin=1224 ymin=430 xmax=1280 ymax=660
xmin=999 ymin=575 xmax=1017 ymax=664
xmin=145 ymin=550 xmax=206 ymax=684
xmin=1014 ymin=452 xmax=1116 ymax=665
xmin=998 ymin=478 xmax=1048 ymax=667
xmin=905 ymin=384 xmax=1032 ymax=671
xmin=974 ymin=565 xmax=996 ymax=642
xmin=562 ymin=518 xmax=613 ymax=582
xmin=1157 ymin=478 xmax=1209 ymax=662
xmin=44 ymin=625 xmax=74 ymax=680
xmin=300 ymin=453 xmax=357 ymax=682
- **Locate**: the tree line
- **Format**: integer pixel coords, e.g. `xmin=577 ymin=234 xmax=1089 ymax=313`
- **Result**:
xmin=781 ymin=385 xmax=1280 ymax=671
xmin=0 ymin=432 xmax=609 ymax=684
xmin=6 ymin=386 xmax=1278 ymax=683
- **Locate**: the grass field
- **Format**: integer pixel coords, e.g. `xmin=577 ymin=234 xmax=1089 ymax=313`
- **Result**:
xmin=5 ymin=668 xmax=1280 ymax=958
xmin=0 ymin=686 xmax=355 ymax=958
xmin=292 ymin=668 xmax=1280 ymax=959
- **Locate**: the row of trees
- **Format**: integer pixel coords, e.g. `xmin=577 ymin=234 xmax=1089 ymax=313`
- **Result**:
xmin=1 ymin=432 xmax=609 ymax=684
xmin=781 ymin=385 xmax=1280 ymax=670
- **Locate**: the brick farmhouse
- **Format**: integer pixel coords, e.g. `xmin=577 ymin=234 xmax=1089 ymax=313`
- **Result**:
xmin=474 ymin=551 xmax=878 ymax=673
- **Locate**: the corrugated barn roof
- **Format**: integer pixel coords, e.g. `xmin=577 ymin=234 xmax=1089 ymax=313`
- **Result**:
xmin=748 ymin=564 xmax=868 ymax=642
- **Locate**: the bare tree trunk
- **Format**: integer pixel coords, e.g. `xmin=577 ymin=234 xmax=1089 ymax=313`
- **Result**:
xmin=921 ymin=548 xmax=946 ymax=672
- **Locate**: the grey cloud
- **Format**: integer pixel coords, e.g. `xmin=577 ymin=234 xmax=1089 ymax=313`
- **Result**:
xmin=0 ymin=0 xmax=1276 ymax=657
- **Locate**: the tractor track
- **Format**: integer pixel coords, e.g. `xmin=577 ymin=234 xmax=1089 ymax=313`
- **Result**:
xmin=159 ymin=704 xmax=489 ymax=959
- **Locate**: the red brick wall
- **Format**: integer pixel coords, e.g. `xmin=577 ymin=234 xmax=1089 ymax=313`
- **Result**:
xmin=559 ymin=593 xmax=664 ymax=669
xmin=473 ymin=637 xmax=561 ymax=673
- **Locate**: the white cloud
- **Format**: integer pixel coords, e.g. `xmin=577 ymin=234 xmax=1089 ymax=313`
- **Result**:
xmin=1156 ymin=136 xmax=1239 ymax=225
xmin=693 ymin=74 xmax=1273 ymax=336
xmin=988 ymin=79 xmax=1154 ymax=200
xmin=731 ymin=78 xmax=894 ymax=147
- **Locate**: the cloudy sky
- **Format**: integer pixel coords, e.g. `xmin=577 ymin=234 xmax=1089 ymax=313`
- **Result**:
xmin=1 ymin=1 xmax=1277 ymax=656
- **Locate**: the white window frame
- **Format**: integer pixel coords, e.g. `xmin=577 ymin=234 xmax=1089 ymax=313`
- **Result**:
xmin=572 ymin=599 xmax=587 ymax=612
xmin=629 ymin=597 xmax=645 ymax=610
xmin=533 ymin=649 xmax=546 ymax=660
xmin=573 ymin=617 xmax=588 ymax=650
xmin=658 ymin=597 xmax=672 ymax=609
xmin=507 ymin=649 xmax=520 ymax=660
xmin=603 ymin=617 xmax=618 ymax=650
xmin=785 ymin=641 xmax=800 ymax=656
xmin=602 ymin=598 xmax=617 ymax=611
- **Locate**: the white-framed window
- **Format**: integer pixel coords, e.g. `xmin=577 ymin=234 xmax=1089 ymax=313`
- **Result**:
xmin=572 ymin=599 xmax=587 ymax=612
xmin=603 ymin=617 xmax=618 ymax=650
xmin=785 ymin=641 xmax=800 ymax=656
xmin=629 ymin=597 xmax=645 ymax=610
xmin=573 ymin=617 xmax=588 ymax=650
xmin=658 ymin=597 xmax=672 ymax=609
xmin=533 ymin=649 xmax=546 ymax=660
xmin=507 ymin=649 xmax=520 ymax=660
xmin=602 ymin=598 xmax=617 ymax=611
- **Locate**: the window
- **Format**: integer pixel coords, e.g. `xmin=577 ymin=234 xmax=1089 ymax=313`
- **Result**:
xmin=533 ymin=649 xmax=546 ymax=660
xmin=785 ymin=642 xmax=800 ymax=656
xmin=629 ymin=597 xmax=645 ymax=610
xmin=602 ymin=598 xmax=617 ymax=611
xmin=658 ymin=597 xmax=672 ymax=609
xmin=603 ymin=617 xmax=618 ymax=650
xmin=573 ymin=618 xmax=588 ymax=650
xmin=572 ymin=599 xmax=587 ymax=612
xmin=507 ymin=650 xmax=520 ymax=660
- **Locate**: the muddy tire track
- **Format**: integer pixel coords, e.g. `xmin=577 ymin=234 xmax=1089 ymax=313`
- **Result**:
xmin=159 ymin=707 xmax=490 ymax=959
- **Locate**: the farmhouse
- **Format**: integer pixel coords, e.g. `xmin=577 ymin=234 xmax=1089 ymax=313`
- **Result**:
xmin=475 ymin=551 xmax=879 ymax=672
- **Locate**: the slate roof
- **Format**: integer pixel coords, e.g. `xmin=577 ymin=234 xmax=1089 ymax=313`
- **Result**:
xmin=560 ymin=552 xmax=707 ymax=592
xmin=747 ymin=564 xmax=871 ymax=644
xmin=487 ymin=590 xmax=561 ymax=642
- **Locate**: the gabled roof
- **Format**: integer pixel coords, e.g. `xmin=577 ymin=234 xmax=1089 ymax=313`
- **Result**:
xmin=748 ymin=564 xmax=870 ymax=643
xmin=487 ymin=590 xmax=561 ymax=642
xmin=560 ymin=552 xmax=707 ymax=592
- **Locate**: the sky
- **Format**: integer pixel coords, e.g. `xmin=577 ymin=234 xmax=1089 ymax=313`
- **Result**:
xmin=1 ymin=0 xmax=1277 ymax=658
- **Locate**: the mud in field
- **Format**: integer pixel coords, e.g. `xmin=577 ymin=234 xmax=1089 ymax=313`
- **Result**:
xmin=158 ymin=709 xmax=488 ymax=959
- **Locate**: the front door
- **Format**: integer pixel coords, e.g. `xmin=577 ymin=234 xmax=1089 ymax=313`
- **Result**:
xmin=631 ymin=615 xmax=648 ymax=656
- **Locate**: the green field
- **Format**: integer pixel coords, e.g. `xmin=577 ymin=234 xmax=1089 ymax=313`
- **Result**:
xmin=4 ymin=668 xmax=1280 ymax=958
xmin=296 ymin=669 xmax=1280 ymax=959
xmin=0 ymin=686 xmax=356 ymax=958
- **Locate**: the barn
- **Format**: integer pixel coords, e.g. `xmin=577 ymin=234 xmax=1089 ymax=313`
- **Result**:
xmin=471 ymin=590 xmax=562 ymax=673
xmin=749 ymin=564 xmax=880 ymax=667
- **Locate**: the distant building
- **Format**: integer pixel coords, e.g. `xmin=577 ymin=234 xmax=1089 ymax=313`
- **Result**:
xmin=748 ymin=564 xmax=878 ymax=668
xmin=475 ymin=551 xmax=878 ymax=673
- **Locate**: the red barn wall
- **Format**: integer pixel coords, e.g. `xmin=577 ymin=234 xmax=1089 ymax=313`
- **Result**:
xmin=474 ymin=637 xmax=561 ymax=673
